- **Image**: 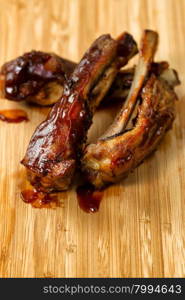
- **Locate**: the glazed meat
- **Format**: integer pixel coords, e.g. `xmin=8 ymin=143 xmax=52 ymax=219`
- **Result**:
xmin=81 ymin=30 xmax=180 ymax=188
xmin=0 ymin=51 xmax=76 ymax=105
xmin=0 ymin=50 xmax=173 ymax=108
xmin=21 ymin=33 xmax=138 ymax=192
xmin=0 ymin=50 xmax=135 ymax=106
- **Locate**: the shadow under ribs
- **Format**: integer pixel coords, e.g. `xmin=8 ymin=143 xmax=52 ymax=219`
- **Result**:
xmin=81 ymin=30 xmax=180 ymax=188
xmin=21 ymin=32 xmax=138 ymax=192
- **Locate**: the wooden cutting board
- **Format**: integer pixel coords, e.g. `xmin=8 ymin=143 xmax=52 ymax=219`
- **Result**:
xmin=0 ymin=0 xmax=184 ymax=278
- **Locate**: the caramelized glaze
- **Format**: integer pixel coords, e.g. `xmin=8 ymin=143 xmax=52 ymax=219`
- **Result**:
xmin=0 ymin=51 xmax=74 ymax=101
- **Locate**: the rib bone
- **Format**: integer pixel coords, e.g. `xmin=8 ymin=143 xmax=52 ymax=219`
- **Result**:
xmin=81 ymin=30 xmax=179 ymax=188
xmin=101 ymin=30 xmax=158 ymax=139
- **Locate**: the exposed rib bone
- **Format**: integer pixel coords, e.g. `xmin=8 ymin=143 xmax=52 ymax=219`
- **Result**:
xmin=101 ymin=30 xmax=158 ymax=139
xmin=81 ymin=30 xmax=179 ymax=189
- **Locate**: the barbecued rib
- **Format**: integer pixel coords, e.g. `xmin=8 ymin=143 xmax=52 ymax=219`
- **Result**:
xmin=81 ymin=30 xmax=180 ymax=188
xmin=0 ymin=45 xmax=168 ymax=110
xmin=0 ymin=50 xmax=176 ymax=108
xmin=21 ymin=33 xmax=138 ymax=192
xmin=0 ymin=50 xmax=136 ymax=107
xmin=0 ymin=50 xmax=133 ymax=106
xmin=0 ymin=51 xmax=76 ymax=106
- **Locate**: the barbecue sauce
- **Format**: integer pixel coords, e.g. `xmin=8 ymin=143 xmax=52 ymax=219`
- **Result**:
xmin=21 ymin=189 xmax=58 ymax=208
xmin=0 ymin=109 xmax=29 ymax=123
xmin=21 ymin=185 xmax=103 ymax=211
xmin=76 ymin=184 xmax=103 ymax=213
xmin=1 ymin=51 xmax=67 ymax=101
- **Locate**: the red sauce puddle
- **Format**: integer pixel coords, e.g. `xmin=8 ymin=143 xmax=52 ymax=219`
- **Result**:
xmin=0 ymin=109 xmax=29 ymax=123
xmin=21 ymin=189 xmax=59 ymax=208
xmin=76 ymin=184 xmax=104 ymax=213
xmin=21 ymin=185 xmax=103 ymax=212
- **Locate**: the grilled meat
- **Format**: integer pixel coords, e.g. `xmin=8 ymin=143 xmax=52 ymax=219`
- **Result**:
xmin=81 ymin=30 xmax=180 ymax=188
xmin=0 ymin=51 xmax=175 ymax=108
xmin=0 ymin=51 xmax=76 ymax=106
xmin=21 ymin=33 xmax=138 ymax=192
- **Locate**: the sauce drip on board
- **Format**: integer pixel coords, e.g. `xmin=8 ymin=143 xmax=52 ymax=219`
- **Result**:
xmin=0 ymin=109 xmax=29 ymax=123
xmin=21 ymin=189 xmax=59 ymax=208
xmin=76 ymin=184 xmax=104 ymax=213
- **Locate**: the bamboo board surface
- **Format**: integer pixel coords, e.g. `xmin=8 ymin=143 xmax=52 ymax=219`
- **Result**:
xmin=0 ymin=0 xmax=184 ymax=278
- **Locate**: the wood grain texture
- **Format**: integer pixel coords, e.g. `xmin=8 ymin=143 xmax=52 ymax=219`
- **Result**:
xmin=0 ymin=0 xmax=184 ymax=278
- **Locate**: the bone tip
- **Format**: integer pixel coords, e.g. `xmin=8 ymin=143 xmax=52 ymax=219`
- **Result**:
xmin=142 ymin=29 xmax=159 ymax=46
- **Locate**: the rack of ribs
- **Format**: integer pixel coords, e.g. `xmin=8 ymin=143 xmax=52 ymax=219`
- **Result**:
xmin=81 ymin=30 xmax=180 ymax=188
xmin=21 ymin=32 xmax=138 ymax=192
